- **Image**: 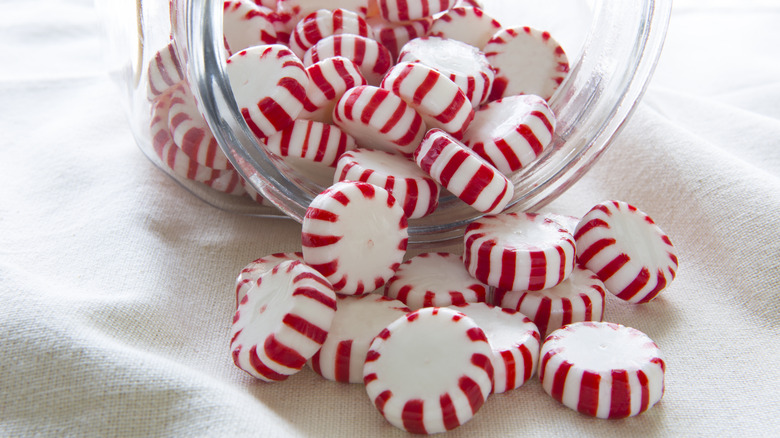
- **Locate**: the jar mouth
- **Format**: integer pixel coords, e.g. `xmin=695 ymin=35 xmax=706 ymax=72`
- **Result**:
xmin=181 ymin=0 xmax=671 ymax=246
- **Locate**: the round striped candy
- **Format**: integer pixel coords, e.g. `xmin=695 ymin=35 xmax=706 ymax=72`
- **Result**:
xmin=289 ymin=8 xmax=374 ymax=59
xmin=363 ymin=307 xmax=494 ymax=434
xmin=378 ymin=0 xmax=456 ymax=22
xmin=263 ymin=119 xmax=357 ymax=168
xmin=428 ymin=6 xmax=502 ymax=50
xmin=463 ymin=212 xmax=576 ymax=291
xmin=146 ymin=41 xmax=184 ymax=101
xmin=299 ymin=56 xmax=367 ymax=124
xmin=234 ymin=252 xmax=305 ymax=308
xmin=366 ymin=15 xmax=432 ymax=60
xmin=303 ymin=34 xmax=393 ymax=86
xmin=574 ymin=200 xmax=678 ymax=304
xmin=539 ymin=321 xmax=666 ymax=419
xmin=222 ymin=1 xmax=278 ymax=56
xmin=167 ymin=86 xmax=233 ymax=170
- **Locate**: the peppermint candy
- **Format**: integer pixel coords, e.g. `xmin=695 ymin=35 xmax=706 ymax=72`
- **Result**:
xmin=289 ymin=8 xmax=374 ymax=59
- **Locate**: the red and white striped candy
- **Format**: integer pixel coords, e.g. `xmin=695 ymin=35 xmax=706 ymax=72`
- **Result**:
xmin=448 ymin=302 xmax=540 ymax=393
xmin=301 ymin=181 xmax=408 ymax=295
xmin=333 ymin=85 xmax=425 ymax=156
xmin=363 ymin=307 xmax=494 ymax=434
xmin=378 ymin=0 xmax=456 ymax=22
xmin=230 ymin=259 xmax=337 ymax=382
xmin=428 ymin=6 xmax=502 ymax=50
xmin=384 ymin=252 xmax=488 ymax=310
xmin=574 ymin=201 xmax=678 ymax=304
xmin=381 ymin=62 xmax=474 ymax=139
xmin=366 ymin=16 xmax=431 ymax=60
xmin=414 ymin=129 xmax=513 ymax=214
xmin=289 ymin=8 xmax=374 ymax=59
xmin=545 ymin=213 xmax=581 ymax=236
xmin=226 ymin=44 xmax=309 ymax=139
xmin=222 ymin=1 xmax=278 ymax=56
xmin=277 ymin=0 xmax=372 ymax=22
xmin=493 ymin=265 xmax=607 ymax=338
xmin=484 ymin=26 xmax=569 ymax=102
xmin=454 ymin=0 xmax=482 ymax=7
xmin=147 ymin=41 xmax=185 ymax=101
xmin=263 ymin=119 xmax=357 ymax=168
xmin=235 ymin=252 xmax=305 ymax=308
xmin=399 ymin=36 xmax=494 ymax=107
xmin=299 ymin=56 xmax=367 ymax=124
xmin=539 ymin=321 xmax=666 ymax=419
xmin=464 ymin=212 xmax=576 ymax=291
xmin=167 ymin=87 xmax=233 ymax=170
xmin=202 ymin=168 xmax=247 ymax=196
xmin=150 ymin=92 xmax=225 ymax=183
xmin=303 ymin=34 xmax=393 ymax=86
xmin=462 ymin=94 xmax=556 ymax=175
xmin=309 ymin=294 xmax=410 ymax=383
xmin=335 ymin=149 xmax=440 ymax=219
xmin=251 ymin=0 xmax=275 ymax=8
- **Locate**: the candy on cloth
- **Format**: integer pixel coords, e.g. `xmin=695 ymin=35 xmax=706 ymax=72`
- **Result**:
xmin=309 ymin=294 xmax=410 ymax=383
xmin=335 ymin=149 xmax=440 ymax=219
xmin=463 ymin=212 xmax=576 ymax=291
xmin=226 ymin=44 xmax=309 ymax=139
xmin=398 ymin=36 xmax=494 ymax=107
xmin=484 ymin=26 xmax=569 ymax=102
xmin=299 ymin=56 xmax=367 ymax=124
xmin=222 ymin=1 xmax=278 ymax=56
xmin=234 ymin=252 xmax=305 ymax=308
xmin=378 ymin=0 xmax=456 ymax=22
xmin=366 ymin=16 xmax=431 ymax=60
xmin=381 ymin=62 xmax=475 ymax=140
xmin=414 ymin=129 xmax=513 ymax=214
xmin=301 ymin=181 xmax=408 ymax=295
xmin=574 ymin=200 xmax=678 ymax=304
xmin=448 ymin=302 xmax=540 ymax=394
xmin=493 ymin=265 xmax=607 ymax=338
xmin=384 ymin=252 xmax=488 ymax=310
xmin=167 ymin=86 xmax=234 ymax=170
xmin=146 ymin=41 xmax=184 ymax=100
xmin=263 ymin=119 xmax=357 ymax=168
xmin=461 ymin=94 xmax=556 ymax=175
xmin=363 ymin=306 xmax=493 ymax=433
xmin=539 ymin=321 xmax=666 ymax=419
xmin=428 ymin=6 xmax=502 ymax=50
xmin=332 ymin=85 xmax=425 ymax=156
xmin=289 ymin=8 xmax=374 ymax=59
xmin=230 ymin=260 xmax=337 ymax=382
xmin=303 ymin=34 xmax=393 ymax=86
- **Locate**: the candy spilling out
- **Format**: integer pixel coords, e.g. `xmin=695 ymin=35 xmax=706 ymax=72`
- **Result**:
xmin=145 ymin=0 xmax=568 ymax=213
xmin=147 ymin=1 xmax=678 ymax=434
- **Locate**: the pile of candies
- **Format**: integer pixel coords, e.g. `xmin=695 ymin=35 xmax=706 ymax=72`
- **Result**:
xmin=146 ymin=0 xmax=679 ymax=434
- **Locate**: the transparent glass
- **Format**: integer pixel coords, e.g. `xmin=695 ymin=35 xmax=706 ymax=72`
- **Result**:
xmin=99 ymin=0 xmax=672 ymax=246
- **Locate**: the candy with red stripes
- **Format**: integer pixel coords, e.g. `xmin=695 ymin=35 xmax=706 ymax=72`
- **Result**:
xmin=462 ymin=94 xmax=556 ymax=175
xmin=303 ymin=34 xmax=393 ymax=86
xmin=539 ymin=321 xmax=666 ymax=419
xmin=448 ymin=302 xmax=540 ymax=393
xmin=230 ymin=259 xmax=337 ymax=382
xmin=202 ymin=168 xmax=247 ymax=196
xmin=493 ymin=265 xmax=607 ymax=338
xmin=414 ymin=129 xmax=513 ymax=214
xmin=309 ymin=294 xmax=410 ymax=383
xmin=574 ymin=200 xmax=678 ymax=304
xmin=454 ymin=0 xmax=483 ymax=8
xmin=222 ymin=1 xmax=278 ymax=56
xmin=226 ymin=44 xmax=309 ymax=140
xmin=301 ymin=181 xmax=408 ymax=295
xmin=289 ymin=8 xmax=374 ymax=59
xmin=428 ymin=6 xmax=502 ymax=50
xmin=147 ymin=41 xmax=185 ymax=101
xmin=333 ymin=85 xmax=425 ymax=156
xmin=335 ymin=149 xmax=439 ymax=219
xmin=235 ymin=252 xmax=304 ymax=308
xmin=463 ymin=212 xmax=576 ymax=291
xmin=378 ymin=0 xmax=456 ymax=22
xmin=384 ymin=252 xmax=487 ymax=310
xmin=399 ymin=36 xmax=494 ymax=107
xmin=299 ymin=56 xmax=367 ymax=124
xmin=277 ymin=0 xmax=372 ymax=23
xmin=363 ymin=306 xmax=494 ymax=433
xmin=381 ymin=62 xmax=474 ymax=140
xmin=263 ymin=119 xmax=357 ymax=168
xmin=484 ymin=26 xmax=570 ymax=102
xmin=168 ymin=86 xmax=234 ymax=170
xmin=366 ymin=15 xmax=431 ymax=60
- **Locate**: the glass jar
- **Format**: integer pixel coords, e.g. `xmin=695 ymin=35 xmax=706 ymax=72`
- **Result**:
xmin=97 ymin=0 xmax=672 ymax=246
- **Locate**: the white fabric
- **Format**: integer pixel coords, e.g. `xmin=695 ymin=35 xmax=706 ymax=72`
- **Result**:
xmin=1 ymin=0 xmax=779 ymax=436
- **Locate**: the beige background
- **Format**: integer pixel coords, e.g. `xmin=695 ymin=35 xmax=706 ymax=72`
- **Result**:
xmin=1 ymin=0 xmax=778 ymax=436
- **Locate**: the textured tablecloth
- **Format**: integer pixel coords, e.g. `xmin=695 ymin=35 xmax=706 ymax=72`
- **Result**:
xmin=1 ymin=1 xmax=778 ymax=436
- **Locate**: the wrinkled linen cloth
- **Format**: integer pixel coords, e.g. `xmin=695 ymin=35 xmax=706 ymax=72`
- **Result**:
xmin=1 ymin=1 xmax=778 ymax=436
